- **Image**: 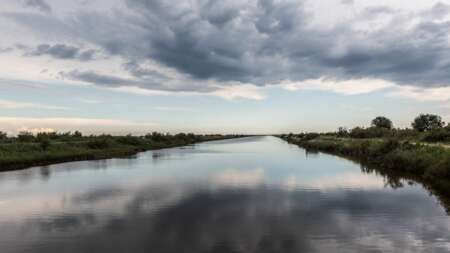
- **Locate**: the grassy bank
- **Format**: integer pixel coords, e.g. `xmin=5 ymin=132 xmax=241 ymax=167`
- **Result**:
xmin=0 ymin=132 xmax=244 ymax=172
xmin=280 ymin=135 xmax=450 ymax=211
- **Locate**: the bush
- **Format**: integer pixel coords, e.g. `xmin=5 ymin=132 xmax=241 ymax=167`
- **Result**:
xmin=73 ymin=131 xmax=82 ymax=138
xmin=349 ymin=127 xmax=391 ymax=139
xmin=423 ymin=128 xmax=450 ymax=142
xmin=40 ymin=139 xmax=51 ymax=151
xmin=296 ymin=132 xmax=319 ymax=141
xmin=87 ymin=138 xmax=111 ymax=149
xmin=145 ymin=132 xmax=167 ymax=142
xmin=0 ymin=131 xmax=7 ymax=141
xmin=117 ymin=135 xmax=142 ymax=146
xmin=17 ymin=132 xmax=35 ymax=142
xmin=337 ymin=127 xmax=349 ymax=138
xmin=426 ymin=155 xmax=450 ymax=179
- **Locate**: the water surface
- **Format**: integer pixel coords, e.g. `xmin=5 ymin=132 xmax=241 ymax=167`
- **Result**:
xmin=1 ymin=136 xmax=449 ymax=252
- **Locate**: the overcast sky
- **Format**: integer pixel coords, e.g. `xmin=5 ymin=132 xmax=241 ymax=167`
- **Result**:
xmin=1 ymin=0 xmax=450 ymax=134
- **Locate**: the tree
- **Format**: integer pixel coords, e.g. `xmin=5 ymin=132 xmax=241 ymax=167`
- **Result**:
xmin=17 ymin=131 xmax=35 ymax=142
xmin=412 ymin=114 xmax=444 ymax=132
xmin=146 ymin=132 xmax=165 ymax=142
xmin=0 ymin=131 xmax=7 ymax=141
xmin=337 ymin=127 xmax=349 ymax=137
xmin=73 ymin=131 xmax=82 ymax=138
xmin=371 ymin=116 xmax=393 ymax=129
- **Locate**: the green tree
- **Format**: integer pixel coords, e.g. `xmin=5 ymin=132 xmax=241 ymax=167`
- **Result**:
xmin=371 ymin=116 xmax=393 ymax=129
xmin=17 ymin=131 xmax=35 ymax=142
xmin=73 ymin=131 xmax=82 ymax=138
xmin=337 ymin=127 xmax=349 ymax=137
xmin=0 ymin=131 xmax=7 ymax=141
xmin=412 ymin=114 xmax=445 ymax=132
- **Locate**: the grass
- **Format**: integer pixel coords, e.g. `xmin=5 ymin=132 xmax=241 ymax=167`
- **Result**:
xmin=0 ymin=133 xmax=244 ymax=171
xmin=280 ymin=135 xmax=450 ymax=212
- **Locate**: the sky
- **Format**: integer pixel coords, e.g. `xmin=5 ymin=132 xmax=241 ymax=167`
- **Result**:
xmin=1 ymin=0 xmax=450 ymax=135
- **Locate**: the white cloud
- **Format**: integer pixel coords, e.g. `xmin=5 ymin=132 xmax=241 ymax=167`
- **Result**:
xmin=110 ymin=83 xmax=266 ymax=101
xmin=281 ymin=78 xmax=394 ymax=95
xmin=109 ymin=86 xmax=171 ymax=96
xmin=17 ymin=127 xmax=55 ymax=134
xmin=76 ymin=98 xmax=102 ymax=104
xmin=154 ymin=106 xmax=193 ymax=112
xmin=210 ymin=168 xmax=265 ymax=188
xmin=211 ymin=84 xmax=266 ymax=100
xmin=387 ymin=85 xmax=450 ymax=102
xmin=282 ymin=172 xmax=385 ymax=191
xmin=0 ymin=99 xmax=68 ymax=110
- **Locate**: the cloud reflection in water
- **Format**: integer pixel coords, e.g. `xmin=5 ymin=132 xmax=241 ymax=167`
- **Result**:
xmin=0 ymin=137 xmax=449 ymax=253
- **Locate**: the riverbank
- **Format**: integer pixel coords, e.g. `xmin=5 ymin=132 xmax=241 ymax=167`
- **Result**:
xmin=280 ymin=135 xmax=450 ymax=211
xmin=0 ymin=134 xmax=244 ymax=172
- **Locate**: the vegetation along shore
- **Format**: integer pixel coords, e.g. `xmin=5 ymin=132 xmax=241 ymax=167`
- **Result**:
xmin=0 ymin=131 xmax=245 ymax=172
xmin=280 ymin=114 xmax=450 ymax=211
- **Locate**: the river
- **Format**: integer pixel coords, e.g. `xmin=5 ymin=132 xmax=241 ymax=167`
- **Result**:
xmin=1 ymin=136 xmax=449 ymax=252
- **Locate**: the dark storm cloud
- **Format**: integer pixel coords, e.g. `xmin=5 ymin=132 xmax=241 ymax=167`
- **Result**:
xmin=122 ymin=61 xmax=168 ymax=80
xmin=314 ymin=19 xmax=450 ymax=86
xmin=64 ymin=70 xmax=137 ymax=87
xmin=26 ymin=44 xmax=97 ymax=61
xmin=63 ymin=69 xmax=216 ymax=93
xmin=200 ymin=0 xmax=241 ymax=27
xmin=23 ymin=0 xmax=52 ymax=13
xmin=30 ymin=44 xmax=78 ymax=59
xmin=78 ymin=49 xmax=97 ymax=61
xmin=117 ymin=0 xmax=257 ymax=81
xmin=4 ymin=0 xmax=450 ymax=91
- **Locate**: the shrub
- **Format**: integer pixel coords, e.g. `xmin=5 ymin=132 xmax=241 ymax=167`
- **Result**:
xmin=73 ymin=131 xmax=82 ymax=138
xmin=378 ymin=139 xmax=400 ymax=154
xmin=145 ymin=132 xmax=167 ymax=142
xmin=17 ymin=132 xmax=35 ymax=142
xmin=0 ymin=131 xmax=7 ymax=141
xmin=349 ymin=127 xmax=391 ymax=139
xmin=117 ymin=135 xmax=142 ymax=146
xmin=303 ymin=133 xmax=320 ymax=141
xmin=426 ymin=155 xmax=450 ymax=180
xmin=40 ymin=139 xmax=51 ymax=151
xmin=87 ymin=138 xmax=111 ymax=149
xmin=423 ymin=128 xmax=450 ymax=142
xmin=337 ymin=127 xmax=349 ymax=138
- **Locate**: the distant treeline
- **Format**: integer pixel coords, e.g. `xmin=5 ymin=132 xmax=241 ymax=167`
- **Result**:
xmin=0 ymin=131 xmax=245 ymax=171
xmin=281 ymin=113 xmax=450 ymax=143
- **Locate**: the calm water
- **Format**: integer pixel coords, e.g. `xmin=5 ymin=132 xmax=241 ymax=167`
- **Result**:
xmin=1 ymin=136 xmax=450 ymax=253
